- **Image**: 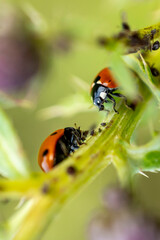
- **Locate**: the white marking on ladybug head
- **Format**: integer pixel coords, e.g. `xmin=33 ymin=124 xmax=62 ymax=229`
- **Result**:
xmin=97 ymin=80 xmax=101 ymax=84
xmin=100 ymin=91 xmax=107 ymax=100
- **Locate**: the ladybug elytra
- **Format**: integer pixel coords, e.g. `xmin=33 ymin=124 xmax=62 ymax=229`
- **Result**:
xmin=38 ymin=127 xmax=86 ymax=172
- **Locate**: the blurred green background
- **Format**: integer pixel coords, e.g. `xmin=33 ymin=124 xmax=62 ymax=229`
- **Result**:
xmin=1 ymin=0 xmax=160 ymax=239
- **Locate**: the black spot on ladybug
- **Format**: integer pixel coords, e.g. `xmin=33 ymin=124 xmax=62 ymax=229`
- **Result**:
xmin=50 ymin=131 xmax=57 ymax=136
xmin=101 ymin=122 xmax=106 ymax=127
xmin=108 ymin=80 xmax=111 ymax=83
xmin=42 ymin=149 xmax=49 ymax=156
xmin=94 ymin=75 xmax=101 ymax=83
xmin=152 ymin=41 xmax=160 ymax=51
xmin=67 ymin=166 xmax=77 ymax=175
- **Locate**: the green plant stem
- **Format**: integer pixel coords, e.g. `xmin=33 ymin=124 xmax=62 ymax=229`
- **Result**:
xmin=1 ymin=90 xmax=150 ymax=240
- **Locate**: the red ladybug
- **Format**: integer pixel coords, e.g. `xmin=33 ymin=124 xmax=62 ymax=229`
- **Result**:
xmin=38 ymin=127 xmax=86 ymax=172
xmin=90 ymin=67 xmax=128 ymax=113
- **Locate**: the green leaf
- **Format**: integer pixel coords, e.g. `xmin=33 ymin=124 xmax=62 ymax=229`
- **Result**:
xmin=38 ymin=93 xmax=94 ymax=120
xmin=38 ymin=76 xmax=98 ymax=120
xmin=123 ymin=53 xmax=160 ymax=104
xmin=0 ymin=91 xmax=32 ymax=109
xmin=0 ymin=108 xmax=30 ymax=179
xmin=110 ymin=50 xmax=137 ymax=98
xmin=125 ymin=135 xmax=160 ymax=173
xmin=141 ymin=151 xmax=160 ymax=172
xmin=6 ymin=199 xmax=35 ymax=239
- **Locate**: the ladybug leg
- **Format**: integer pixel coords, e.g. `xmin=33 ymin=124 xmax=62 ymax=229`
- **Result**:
xmin=58 ymin=139 xmax=69 ymax=157
xmin=107 ymin=94 xmax=119 ymax=114
xmin=70 ymin=130 xmax=82 ymax=147
xmin=73 ymin=134 xmax=82 ymax=146
xmin=110 ymin=87 xmax=119 ymax=92
xmin=99 ymin=101 xmax=110 ymax=113
xmin=103 ymin=100 xmax=111 ymax=113
xmin=98 ymin=104 xmax=105 ymax=111
xmin=111 ymin=92 xmax=131 ymax=109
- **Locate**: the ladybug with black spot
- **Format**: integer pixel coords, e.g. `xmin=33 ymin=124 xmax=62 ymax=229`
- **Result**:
xmin=38 ymin=127 xmax=87 ymax=172
xmin=90 ymin=67 xmax=129 ymax=113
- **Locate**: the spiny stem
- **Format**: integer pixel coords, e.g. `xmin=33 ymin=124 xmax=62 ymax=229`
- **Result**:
xmin=2 ymin=88 xmax=150 ymax=240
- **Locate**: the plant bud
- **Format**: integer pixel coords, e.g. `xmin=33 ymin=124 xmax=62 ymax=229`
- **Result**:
xmin=102 ymin=186 xmax=130 ymax=211
xmin=88 ymin=187 xmax=160 ymax=240
xmin=0 ymin=4 xmax=43 ymax=93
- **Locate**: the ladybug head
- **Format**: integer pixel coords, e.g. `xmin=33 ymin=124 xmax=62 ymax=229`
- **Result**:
xmin=94 ymin=97 xmax=104 ymax=111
